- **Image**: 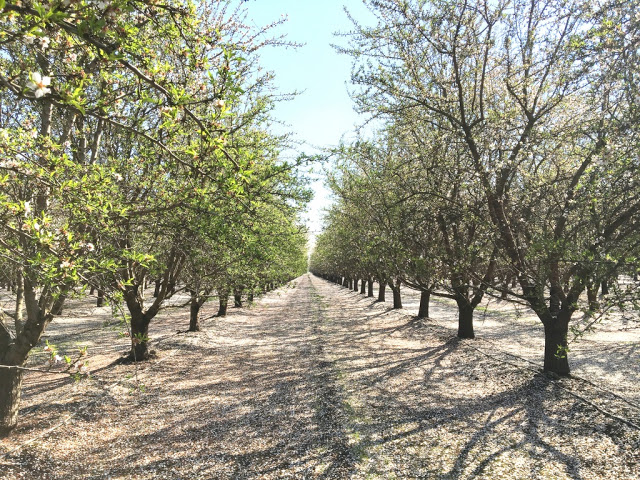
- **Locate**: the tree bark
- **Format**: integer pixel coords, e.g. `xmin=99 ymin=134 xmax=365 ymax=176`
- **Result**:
xmin=360 ymin=279 xmax=366 ymax=294
xmin=234 ymin=290 xmax=242 ymax=308
xmin=418 ymin=290 xmax=430 ymax=319
xmin=601 ymin=278 xmax=609 ymax=295
xmin=543 ymin=321 xmax=570 ymax=375
xmin=189 ymin=296 xmax=202 ymax=332
xmin=153 ymin=279 xmax=161 ymax=297
xmin=377 ymin=282 xmax=386 ymax=302
xmin=129 ymin=312 xmax=150 ymax=361
xmin=0 ymin=367 xmax=23 ymax=438
xmin=353 ymin=279 xmax=359 ymax=292
xmin=587 ymin=283 xmax=600 ymax=312
xmin=367 ymin=279 xmax=374 ymax=297
xmin=51 ymin=294 xmax=66 ymax=316
xmin=456 ymin=299 xmax=475 ymax=339
xmin=391 ymin=284 xmax=402 ymax=309
xmin=217 ymin=293 xmax=229 ymax=317
xmin=96 ymin=289 xmax=105 ymax=307
xmin=14 ymin=268 xmax=24 ymax=336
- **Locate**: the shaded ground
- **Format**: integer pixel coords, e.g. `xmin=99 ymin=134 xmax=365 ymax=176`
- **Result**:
xmin=0 ymin=275 xmax=638 ymax=479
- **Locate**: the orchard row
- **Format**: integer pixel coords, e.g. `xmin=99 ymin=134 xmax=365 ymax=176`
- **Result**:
xmin=0 ymin=1 xmax=308 ymax=436
xmin=311 ymin=0 xmax=640 ymax=376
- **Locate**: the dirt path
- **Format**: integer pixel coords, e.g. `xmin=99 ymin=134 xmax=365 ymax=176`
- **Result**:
xmin=1 ymin=274 xmax=639 ymax=479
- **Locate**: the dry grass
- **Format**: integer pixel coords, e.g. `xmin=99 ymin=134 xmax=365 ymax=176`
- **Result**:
xmin=0 ymin=275 xmax=638 ymax=479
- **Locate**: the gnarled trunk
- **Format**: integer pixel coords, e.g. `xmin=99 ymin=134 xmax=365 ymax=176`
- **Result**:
xmin=418 ymin=290 xmax=430 ymax=319
xmin=0 ymin=367 xmax=23 ymax=438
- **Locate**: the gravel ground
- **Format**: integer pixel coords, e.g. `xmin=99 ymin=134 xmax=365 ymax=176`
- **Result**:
xmin=0 ymin=274 xmax=638 ymax=479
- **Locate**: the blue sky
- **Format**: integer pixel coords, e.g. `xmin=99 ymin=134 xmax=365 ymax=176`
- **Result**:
xmin=245 ymin=1 xmax=374 ymax=239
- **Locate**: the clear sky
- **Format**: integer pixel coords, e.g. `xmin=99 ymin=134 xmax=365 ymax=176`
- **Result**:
xmin=245 ymin=0 xmax=374 ymax=241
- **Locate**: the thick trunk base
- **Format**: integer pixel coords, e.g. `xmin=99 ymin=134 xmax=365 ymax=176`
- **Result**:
xmin=0 ymin=368 xmax=23 ymax=437
xmin=418 ymin=290 xmax=430 ymax=319
xmin=543 ymin=324 xmax=570 ymax=375
xmin=189 ymin=301 xmax=201 ymax=332
xmin=128 ymin=340 xmax=149 ymax=361
xmin=457 ymin=302 xmax=475 ymax=339
xmin=367 ymin=279 xmax=374 ymax=297
xmin=377 ymin=283 xmax=386 ymax=302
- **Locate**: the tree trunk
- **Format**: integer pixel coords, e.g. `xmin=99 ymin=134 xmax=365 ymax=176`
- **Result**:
xmin=360 ymin=279 xmax=366 ymax=294
xmin=587 ymin=284 xmax=600 ymax=312
xmin=343 ymin=277 xmax=349 ymax=288
xmin=600 ymin=278 xmax=609 ymax=295
xmin=129 ymin=312 xmax=150 ymax=361
xmin=391 ymin=284 xmax=402 ymax=309
xmin=0 ymin=367 xmax=23 ymax=438
xmin=14 ymin=268 xmax=24 ymax=336
xmin=51 ymin=293 xmax=66 ymax=316
xmin=217 ymin=294 xmax=229 ymax=317
xmin=234 ymin=291 xmax=242 ymax=308
xmin=418 ymin=290 xmax=430 ymax=319
xmin=153 ymin=279 xmax=161 ymax=297
xmin=456 ymin=299 xmax=475 ymax=339
xmin=543 ymin=321 xmax=570 ymax=375
xmin=549 ymin=285 xmax=561 ymax=317
xmin=96 ymin=289 xmax=105 ymax=307
xmin=367 ymin=279 xmax=374 ymax=297
xmin=248 ymin=292 xmax=254 ymax=303
xmin=353 ymin=279 xmax=359 ymax=292
xmin=189 ymin=296 xmax=201 ymax=332
xmin=377 ymin=282 xmax=386 ymax=302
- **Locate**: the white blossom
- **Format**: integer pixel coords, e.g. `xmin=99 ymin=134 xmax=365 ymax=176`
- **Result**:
xmin=26 ymin=72 xmax=51 ymax=98
xmin=24 ymin=201 xmax=32 ymax=216
xmin=38 ymin=36 xmax=50 ymax=50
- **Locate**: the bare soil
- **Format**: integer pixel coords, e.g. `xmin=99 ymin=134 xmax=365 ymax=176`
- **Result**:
xmin=0 ymin=275 xmax=639 ymax=479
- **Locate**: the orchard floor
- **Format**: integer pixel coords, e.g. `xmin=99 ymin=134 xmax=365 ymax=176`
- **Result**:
xmin=0 ymin=274 xmax=639 ymax=479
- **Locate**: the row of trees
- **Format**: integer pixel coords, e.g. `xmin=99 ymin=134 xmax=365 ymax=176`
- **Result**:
xmin=311 ymin=0 xmax=640 ymax=375
xmin=0 ymin=1 xmax=308 ymax=436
